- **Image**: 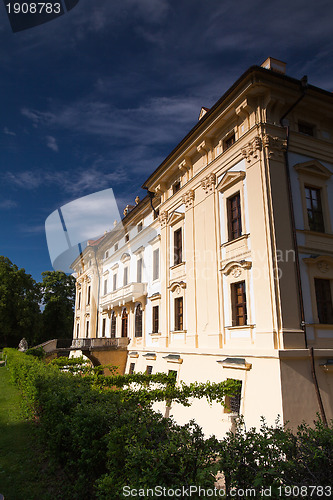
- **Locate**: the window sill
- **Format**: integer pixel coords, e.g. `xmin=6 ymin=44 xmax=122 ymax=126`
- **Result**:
xmin=149 ymin=332 xmax=161 ymax=336
xmin=225 ymin=324 xmax=255 ymax=330
xmin=171 ymin=330 xmax=187 ymax=334
xmin=221 ymin=233 xmax=249 ymax=248
xmin=170 ymin=262 xmax=185 ymax=270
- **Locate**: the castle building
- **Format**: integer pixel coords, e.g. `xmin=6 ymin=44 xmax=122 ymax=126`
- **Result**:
xmin=70 ymin=58 xmax=333 ymax=436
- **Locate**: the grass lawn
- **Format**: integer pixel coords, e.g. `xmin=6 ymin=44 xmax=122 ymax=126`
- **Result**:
xmin=0 ymin=365 xmax=70 ymax=499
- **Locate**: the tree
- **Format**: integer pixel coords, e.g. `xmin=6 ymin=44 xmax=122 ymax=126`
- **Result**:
xmin=40 ymin=271 xmax=76 ymax=342
xmin=0 ymin=256 xmax=41 ymax=348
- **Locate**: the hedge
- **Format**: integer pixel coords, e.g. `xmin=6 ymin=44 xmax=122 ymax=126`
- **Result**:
xmin=4 ymin=348 xmax=333 ymax=499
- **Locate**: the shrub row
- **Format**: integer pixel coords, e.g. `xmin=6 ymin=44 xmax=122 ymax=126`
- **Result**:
xmin=4 ymin=348 xmax=333 ymax=499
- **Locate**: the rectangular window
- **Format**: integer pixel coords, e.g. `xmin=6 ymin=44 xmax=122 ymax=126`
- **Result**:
xmin=78 ymin=292 xmax=81 ymax=310
xmin=87 ymin=285 xmax=91 ymax=305
xmin=114 ymin=242 xmax=118 ymax=251
xmin=86 ymin=321 xmax=90 ymax=338
xmin=298 ymin=121 xmax=314 ymax=136
xmin=231 ymin=281 xmax=247 ymax=326
xmin=224 ymin=133 xmax=235 ymax=150
xmin=137 ymin=222 xmax=143 ymax=233
xmin=315 ymin=279 xmax=333 ymax=324
xmin=225 ymin=380 xmax=242 ymax=414
xmin=146 ymin=365 xmax=153 ymax=375
xmin=152 ymin=306 xmax=159 ymax=333
xmin=153 ymin=249 xmax=159 ymax=280
xmin=125 ymin=233 xmax=129 ymax=243
xmin=105 ymin=250 xmax=109 ymax=259
xmin=137 ymin=258 xmax=143 ymax=283
xmin=174 ymin=228 xmax=182 ymax=266
xmin=227 ymin=192 xmax=242 ymax=241
xmin=174 ymin=297 xmax=183 ymax=331
xmin=102 ymin=318 xmax=106 ymax=337
xmin=103 ymin=279 xmax=108 ymax=295
xmin=113 ymin=274 xmax=117 ymax=291
xmin=129 ymin=363 xmax=135 ymax=374
xmin=76 ymin=323 xmax=80 ymax=338
xmin=173 ymin=181 xmax=181 ymax=194
xmin=124 ymin=267 xmax=128 ymax=286
xmin=305 ymin=186 xmax=325 ymax=232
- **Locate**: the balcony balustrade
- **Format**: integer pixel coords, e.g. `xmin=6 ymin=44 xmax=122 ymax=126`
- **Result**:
xmin=71 ymin=337 xmax=130 ymax=350
xmin=100 ymin=282 xmax=147 ymax=311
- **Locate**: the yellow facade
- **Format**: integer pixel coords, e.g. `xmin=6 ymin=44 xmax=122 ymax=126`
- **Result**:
xmin=70 ymin=58 xmax=333 ymax=436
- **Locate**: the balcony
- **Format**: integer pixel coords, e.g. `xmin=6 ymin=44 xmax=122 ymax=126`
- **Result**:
xmin=100 ymin=282 xmax=147 ymax=310
xmin=71 ymin=337 xmax=130 ymax=350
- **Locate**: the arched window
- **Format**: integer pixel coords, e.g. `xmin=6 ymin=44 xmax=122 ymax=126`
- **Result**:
xmin=121 ymin=308 xmax=128 ymax=337
xmin=135 ymin=304 xmax=142 ymax=337
xmin=111 ymin=311 xmax=116 ymax=338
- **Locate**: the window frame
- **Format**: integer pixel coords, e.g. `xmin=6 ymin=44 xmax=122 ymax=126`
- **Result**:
xmin=314 ymin=278 xmax=333 ymax=325
xmin=174 ymin=296 xmax=184 ymax=331
xmin=231 ymin=280 xmax=247 ymax=327
xmin=152 ymin=305 xmax=159 ymax=334
xmin=110 ymin=311 xmax=116 ymax=338
xmin=135 ymin=303 xmax=143 ymax=338
xmin=173 ymin=228 xmax=183 ymax=266
xmin=227 ymin=191 xmax=242 ymax=241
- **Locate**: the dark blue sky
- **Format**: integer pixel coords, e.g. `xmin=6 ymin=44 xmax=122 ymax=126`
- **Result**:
xmin=1 ymin=0 xmax=333 ymax=281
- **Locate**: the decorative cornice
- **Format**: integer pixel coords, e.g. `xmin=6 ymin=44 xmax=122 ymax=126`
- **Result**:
xmin=181 ymin=189 xmax=195 ymax=209
xmin=303 ymin=255 xmax=333 ymax=274
xmin=178 ymin=157 xmax=192 ymax=172
xmin=241 ymin=136 xmax=262 ymax=164
xmin=262 ymin=134 xmax=287 ymax=158
xmin=158 ymin=211 xmax=168 ymax=228
xmin=221 ymin=260 xmax=252 ymax=276
xmin=201 ymin=173 xmax=216 ymax=194
xmin=169 ymin=281 xmax=186 ymax=293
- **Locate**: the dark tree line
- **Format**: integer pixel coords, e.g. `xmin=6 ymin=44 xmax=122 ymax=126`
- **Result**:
xmin=0 ymin=256 xmax=75 ymax=348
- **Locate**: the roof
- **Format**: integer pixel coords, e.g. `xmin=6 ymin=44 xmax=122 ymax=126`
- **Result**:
xmin=141 ymin=64 xmax=333 ymax=189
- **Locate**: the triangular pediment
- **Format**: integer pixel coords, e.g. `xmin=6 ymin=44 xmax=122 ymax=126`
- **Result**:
xmin=294 ymin=160 xmax=332 ymax=179
xmin=217 ymin=171 xmax=246 ymax=192
xmin=168 ymin=211 xmax=185 ymax=226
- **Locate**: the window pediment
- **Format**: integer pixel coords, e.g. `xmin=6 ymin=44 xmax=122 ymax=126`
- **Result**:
xmin=120 ymin=253 xmax=131 ymax=263
xmin=217 ymin=171 xmax=245 ymax=192
xmin=168 ymin=211 xmax=185 ymax=226
xmin=221 ymin=260 xmax=252 ymax=276
xmin=294 ymin=160 xmax=332 ymax=180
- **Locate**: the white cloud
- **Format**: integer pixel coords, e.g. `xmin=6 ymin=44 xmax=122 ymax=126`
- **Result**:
xmin=46 ymin=136 xmax=59 ymax=152
xmin=5 ymin=165 xmax=129 ymax=196
xmin=0 ymin=199 xmax=18 ymax=210
xmin=3 ymin=127 xmax=16 ymax=136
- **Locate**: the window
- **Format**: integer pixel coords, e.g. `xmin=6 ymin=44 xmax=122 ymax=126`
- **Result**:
xmin=102 ymin=317 xmax=106 ymax=337
xmin=125 ymin=233 xmax=129 ymax=243
xmin=87 ymin=285 xmax=91 ymax=305
xmin=173 ymin=181 xmax=181 ymax=194
xmin=78 ymin=292 xmax=81 ymax=310
xmin=121 ymin=309 xmax=128 ymax=337
xmin=137 ymin=222 xmax=143 ymax=233
xmin=225 ymin=380 xmax=242 ymax=414
xmin=174 ymin=228 xmax=182 ymax=265
xmin=105 ymin=250 xmax=109 ymax=259
xmin=231 ymin=281 xmax=247 ymax=326
xmin=113 ymin=273 xmax=117 ymax=291
xmin=174 ymin=297 xmax=183 ymax=331
xmin=137 ymin=258 xmax=143 ymax=283
xmin=146 ymin=365 xmax=153 ymax=375
xmin=298 ymin=121 xmax=314 ymax=136
xmin=103 ymin=279 xmax=108 ymax=295
xmin=114 ymin=242 xmax=118 ymax=251
xmin=76 ymin=323 xmax=80 ymax=338
xmin=224 ymin=133 xmax=235 ymax=150
xmin=135 ymin=304 xmax=143 ymax=337
xmin=227 ymin=192 xmax=242 ymax=240
xmin=152 ymin=306 xmax=159 ymax=333
xmin=305 ymin=186 xmax=325 ymax=232
xmin=315 ymin=279 xmax=333 ymax=324
xmin=86 ymin=321 xmax=90 ymax=338
xmin=153 ymin=249 xmax=159 ymax=280
xmin=129 ymin=363 xmax=135 ymax=374
xmin=111 ymin=311 xmax=116 ymax=338
xmin=123 ymin=267 xmax=128 ymax=286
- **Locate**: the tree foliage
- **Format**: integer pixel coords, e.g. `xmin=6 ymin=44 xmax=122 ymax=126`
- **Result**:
xmin=39 ymin=271 xmax=76 ymax=342
xmin=0 ymin=256 xmax=41 ymax=347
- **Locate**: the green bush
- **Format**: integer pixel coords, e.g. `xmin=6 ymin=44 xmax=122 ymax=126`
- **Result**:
xmin=4 ymin=348 xmax=333 ymax=500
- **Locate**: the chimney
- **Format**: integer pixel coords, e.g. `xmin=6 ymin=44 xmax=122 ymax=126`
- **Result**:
xmin=261 ymin=57 xmax=286 ymax=74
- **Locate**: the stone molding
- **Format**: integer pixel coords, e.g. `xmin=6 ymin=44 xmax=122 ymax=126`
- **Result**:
xmin=241 ymin=136 xmax=262 ymax=164
xmin=181 ymin=189 xmax=195 ymax=209
xmin=201 ymin=173 xmax=216 ymax=194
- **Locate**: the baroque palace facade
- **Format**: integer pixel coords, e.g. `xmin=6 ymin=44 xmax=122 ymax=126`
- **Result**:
xmin=70 ymin=58 xmax=333 ymax=436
